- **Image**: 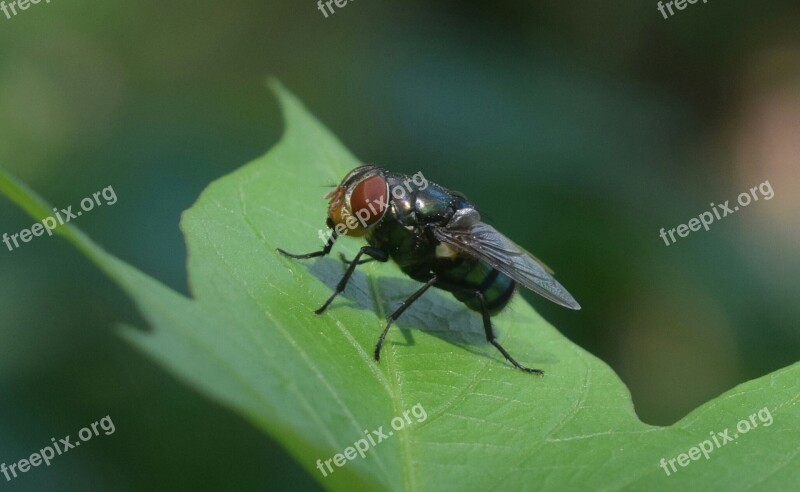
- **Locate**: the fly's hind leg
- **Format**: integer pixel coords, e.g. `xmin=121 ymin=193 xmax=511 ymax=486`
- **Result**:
xmin=475 ymin=291 xmax=543 ymax=375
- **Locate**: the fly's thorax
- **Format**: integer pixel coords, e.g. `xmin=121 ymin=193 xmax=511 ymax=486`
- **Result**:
xmin=384 ymin=175 xmax=461 ymax=226
xmin=366 ymin=208 xmax=438 ymax=272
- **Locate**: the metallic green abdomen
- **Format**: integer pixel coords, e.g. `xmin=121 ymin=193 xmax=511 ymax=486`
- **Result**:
xmin=440 ymin=258 xmax=516 ymax=313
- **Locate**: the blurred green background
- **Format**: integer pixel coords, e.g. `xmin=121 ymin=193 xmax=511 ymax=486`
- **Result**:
xmin=1 ymin=0 xmax=798 ymax=490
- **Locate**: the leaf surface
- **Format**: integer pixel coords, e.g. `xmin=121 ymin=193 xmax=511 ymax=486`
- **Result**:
xmin=1 ymin=81 xmax=797 ymax=491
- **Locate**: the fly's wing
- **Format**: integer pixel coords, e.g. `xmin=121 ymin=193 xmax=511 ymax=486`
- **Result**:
xmin=433 ymin=209 xmax=581 ymax=310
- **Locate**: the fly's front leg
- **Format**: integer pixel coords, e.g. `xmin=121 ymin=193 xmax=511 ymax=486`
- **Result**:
xmin=315 ymin=246 xmax=388 ymax=315
xmin=277 ymin=231 xmax=337 ymax=259
xmin=339 ymin=253 xmax=375 ymax=266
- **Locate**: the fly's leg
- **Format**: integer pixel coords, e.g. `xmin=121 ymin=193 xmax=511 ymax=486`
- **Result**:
xmin=339 ymin=253 xmax=374 ymax=266
xmin=277 ymin=231 xmax=337 ymax=259
xmin=314 ymin=246 xmax=389 ymax=315
xmin=374 ymin=276 xmax=438 ymax=363
xmin=476 ymin=291 xmax=543 ymax=375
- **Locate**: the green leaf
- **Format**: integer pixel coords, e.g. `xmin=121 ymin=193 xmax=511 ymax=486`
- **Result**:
xmin=1 ymin=80 xmax=797 ymax=491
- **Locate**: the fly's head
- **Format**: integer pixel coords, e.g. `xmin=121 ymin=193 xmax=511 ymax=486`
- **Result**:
xmin=326 ymin=165 xmax=390 ymax=237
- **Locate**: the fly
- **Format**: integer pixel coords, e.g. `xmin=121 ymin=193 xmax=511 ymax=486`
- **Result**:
xmin=278 ymin=165 xmax=580 ymax=374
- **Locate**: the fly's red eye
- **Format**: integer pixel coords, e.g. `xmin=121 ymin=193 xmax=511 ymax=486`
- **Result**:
xmin=350 ymin=175 xmax=388 ymax=226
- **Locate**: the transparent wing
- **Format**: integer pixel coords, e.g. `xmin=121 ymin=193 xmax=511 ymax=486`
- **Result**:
xmin=433 ymin=209 xmax=581 ymax=310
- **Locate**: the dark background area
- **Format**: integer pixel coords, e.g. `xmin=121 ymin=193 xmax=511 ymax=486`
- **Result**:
xmin=0 ymin=0 xmax=798 ymax=490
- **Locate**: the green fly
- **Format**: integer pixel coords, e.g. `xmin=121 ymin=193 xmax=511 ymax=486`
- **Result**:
xmin=278 ymin=165 xmax=580 ymax=374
